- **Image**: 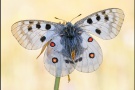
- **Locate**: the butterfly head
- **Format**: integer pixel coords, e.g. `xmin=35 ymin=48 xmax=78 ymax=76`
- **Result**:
xmin=66 ymin=22 xmax=73 ymax=27
xmin=63 ymin=22 xmax=75 ymax=39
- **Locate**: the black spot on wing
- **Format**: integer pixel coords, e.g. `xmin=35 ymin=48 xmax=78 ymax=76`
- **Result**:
xmin=65 ymin=60 xmax=70 ymax=64
xmin=75 ymin=57 xmax=82 ymax=63
xmin=87 ymin=18 xmax=93 ymax=24
xmin=78 ymin=57 xmax=82 ymax=61
xmin=75 ymin=60 xmax=78 ymax=63
xmin=36 ymin=23 xmax=41 ymax=29
xmin=45 ymin=24 xmax=51 ymax=30
xmin=95 ymin=29 xmax=101 ymax=34
xmin=96 ymin=14 xmax=101 ymax=21
xmin=69 ymin=61 xmax=74 ymax=64
xmin=65 ymin=60 xmax=74 ymax=64
xmin=105 ymin=15 xmax=109 ymax=21
xmin=102 ymin=11 xmax=106 ymax=14
xmin=29 ymin=21 xmax=33 ymax=24
xmin=28 ymin=26 xmax=32 ymax=31
xmin=40 ymin=36 xmax=46 ymax=42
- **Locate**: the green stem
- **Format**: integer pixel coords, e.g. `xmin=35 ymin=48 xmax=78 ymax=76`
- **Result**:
xmin=54 ymin=77 xmax=61 ymax=90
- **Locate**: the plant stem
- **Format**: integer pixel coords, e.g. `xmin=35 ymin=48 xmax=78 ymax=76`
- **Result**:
xmin=54 ymin=77 xmax=61 ymax=90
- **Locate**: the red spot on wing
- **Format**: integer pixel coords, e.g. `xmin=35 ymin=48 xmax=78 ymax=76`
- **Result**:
xmin=89 ymin=53 xmax=95 ymax=58
xmin=88 ymin=37 xmax=93 ymax=42
xmin=52 ymin=57 xmax=58 ymax=63
xmin=50 ymin=42 xmax=55 ymax=47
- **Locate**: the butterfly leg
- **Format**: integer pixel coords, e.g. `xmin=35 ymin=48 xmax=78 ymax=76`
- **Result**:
xmin=67 ymin=50 xmax=75 ymax=82
xmin=68 ymin=75 xmax=70 ymax=82
xmin=36 ymin=41 xmax=50 ymax=59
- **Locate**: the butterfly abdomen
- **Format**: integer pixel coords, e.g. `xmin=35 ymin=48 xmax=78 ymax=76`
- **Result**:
xmin=61 ymin=35 xmax=84 ymax=60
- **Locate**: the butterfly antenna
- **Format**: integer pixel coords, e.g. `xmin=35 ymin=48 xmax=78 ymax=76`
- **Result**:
xmin=70 ymin=14 xmax=82 ymax=22
xmin=55 ymin=17 xmax=66 ymax=22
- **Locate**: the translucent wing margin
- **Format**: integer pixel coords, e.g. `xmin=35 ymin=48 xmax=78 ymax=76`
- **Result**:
xmin=11 ymin=20 xmax=63 ymax=50
xmin=75 ymin=8 xmax=124 ymax=39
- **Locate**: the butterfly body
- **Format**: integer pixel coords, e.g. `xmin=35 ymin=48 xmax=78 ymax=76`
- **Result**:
xmin=11 ymin=8 xmax=124 ymax=77
xmin=60 ymin=22 xmax=84 ymax=60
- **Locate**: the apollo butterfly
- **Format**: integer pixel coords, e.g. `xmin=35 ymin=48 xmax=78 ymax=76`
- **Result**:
xmin=11 ymin=8 xmax=124 ymax=77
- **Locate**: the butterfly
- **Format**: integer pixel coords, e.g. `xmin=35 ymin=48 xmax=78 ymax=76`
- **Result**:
xmin=11 ymin=8 xmax=124 ymax=77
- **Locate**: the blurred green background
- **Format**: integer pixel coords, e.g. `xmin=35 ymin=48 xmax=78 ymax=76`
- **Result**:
xmin=1 ymin=0 xmax=134 ymax=90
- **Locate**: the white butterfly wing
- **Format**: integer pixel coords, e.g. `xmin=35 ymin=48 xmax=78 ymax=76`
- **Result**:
xmin=11 ymin=20 xmax=63 ymax=50
xmin=75 ymin=32 xmax=102 ymax=72
xmin=75 ymin=8 xmax=124 ymax=39
xmin=44 ymin=36 xmax=75 ymax=77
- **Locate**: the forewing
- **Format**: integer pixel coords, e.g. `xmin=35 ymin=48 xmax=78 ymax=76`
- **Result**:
xmin=44 ymin=36 xmax=75 ymax=77
xmin=11 ymin=20 xmax=63 ymax=50
xmin=75 ymin=32 xmax=103 ymax=72
xmin=75 ymin=8 xmax=124 ymax=39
